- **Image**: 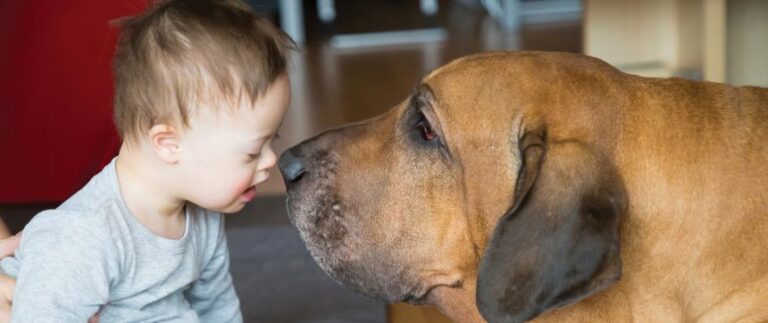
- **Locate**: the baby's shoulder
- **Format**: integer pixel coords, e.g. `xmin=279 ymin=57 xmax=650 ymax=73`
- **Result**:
xmin=28 ymin=199 xmax=120 ymax=230
xmin=22 ymin=202 xmax=125 ymax=253
xmin=26 ymin=208 xmax=102 ymax=231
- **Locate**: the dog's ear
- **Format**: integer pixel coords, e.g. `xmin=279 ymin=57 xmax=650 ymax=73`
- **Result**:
xmin=476 ymin=131 xmax=627 ymax=323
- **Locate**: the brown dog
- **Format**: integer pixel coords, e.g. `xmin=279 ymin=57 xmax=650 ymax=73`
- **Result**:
xmin=279 ymin=51 xmax=768 ymax=322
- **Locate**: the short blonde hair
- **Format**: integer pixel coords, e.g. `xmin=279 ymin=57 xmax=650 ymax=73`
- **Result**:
xmin=113 ymin=0 xmax=294 ymax=141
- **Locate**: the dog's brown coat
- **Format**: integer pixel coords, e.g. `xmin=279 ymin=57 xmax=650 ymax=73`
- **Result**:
xmin=281 ymin=52 xmax=768 ymax=322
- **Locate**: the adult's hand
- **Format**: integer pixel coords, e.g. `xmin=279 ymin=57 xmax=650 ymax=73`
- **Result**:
xmin=0 ymin=233 xmax=19 ymax=259
xmin=0 ymin=233 xmax=98 ymax=323
xmin=0 ymin=233 xmax=21 ymax=323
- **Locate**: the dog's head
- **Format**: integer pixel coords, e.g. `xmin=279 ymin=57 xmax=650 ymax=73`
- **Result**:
xmin=280 ymin=52 xmax=628 ymax=322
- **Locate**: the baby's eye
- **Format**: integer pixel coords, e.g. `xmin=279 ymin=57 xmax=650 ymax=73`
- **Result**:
xmin=248 ymin=153 xmax=261 ymax=160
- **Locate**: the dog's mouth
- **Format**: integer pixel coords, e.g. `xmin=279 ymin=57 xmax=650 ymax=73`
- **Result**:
xmin=280 ymin=146 xmax=423 ymax=303
xmin=285 ymin=186 xmax=422 ymax=303
xmin=285 ymin=192 xmax=348 ymax=250
xmin=402 ymin=288 xmax=432 ymax=305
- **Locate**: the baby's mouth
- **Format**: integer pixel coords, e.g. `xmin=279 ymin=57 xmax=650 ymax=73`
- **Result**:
xmin=240 ymin=186 xmax=257 ymax=201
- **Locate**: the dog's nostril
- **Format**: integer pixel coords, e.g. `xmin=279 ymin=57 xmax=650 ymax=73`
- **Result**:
xmin=279 ymin=149 xmax=308 ymax=183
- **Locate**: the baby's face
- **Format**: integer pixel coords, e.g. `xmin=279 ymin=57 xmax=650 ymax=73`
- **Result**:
xmin=177 ymin=74 xmax=290 ymax=213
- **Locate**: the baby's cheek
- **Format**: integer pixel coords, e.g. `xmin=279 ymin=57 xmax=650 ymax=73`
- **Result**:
xmin=229 ymin=173 xmax=255 ymax=196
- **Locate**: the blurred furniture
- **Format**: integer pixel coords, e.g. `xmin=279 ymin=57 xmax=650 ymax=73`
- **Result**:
xmin=243 ymin=1 xmax=305 ymax=45
xmin=584 ymin=0 xmax=768 ymax=86
xmin=279 ymin=0 xmax=306 ymax=45
xmin=318 ymin=0 xmax=446 ymax=49
xmin=481 ymin=0 xmax=582 ymax=30
xmin=0 ymin=1 xmax=147 ymax=204
xmin=273 ymin=0 xmax=446 ymax=49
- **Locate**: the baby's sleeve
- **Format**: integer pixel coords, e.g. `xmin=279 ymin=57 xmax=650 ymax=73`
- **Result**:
xmin=10 ymin=210 xmax=115 ymax=323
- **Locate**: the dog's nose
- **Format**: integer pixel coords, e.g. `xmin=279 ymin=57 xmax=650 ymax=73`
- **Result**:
xmin=279 ymin=149 xmax=307 ymax=183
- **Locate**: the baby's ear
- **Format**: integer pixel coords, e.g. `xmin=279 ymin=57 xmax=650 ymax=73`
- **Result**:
xmin=148 ymin=124 xmax=181 ymax=164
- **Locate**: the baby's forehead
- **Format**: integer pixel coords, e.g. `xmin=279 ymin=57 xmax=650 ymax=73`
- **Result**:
xmin=185 ymin=99 xmax=266 ymax=131
xmin=183 ymin=75 xmax=287 ymax=131
xmin=187 ymin=89 xmax=258 ymax=115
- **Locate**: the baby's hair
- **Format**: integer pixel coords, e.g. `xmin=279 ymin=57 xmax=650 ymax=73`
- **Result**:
xmin=112 ymin=0 xmax=295 ymax=142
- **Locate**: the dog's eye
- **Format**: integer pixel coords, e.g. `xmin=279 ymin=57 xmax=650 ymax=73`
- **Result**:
xmin=415 ymin=114 xmax=437 ymax=141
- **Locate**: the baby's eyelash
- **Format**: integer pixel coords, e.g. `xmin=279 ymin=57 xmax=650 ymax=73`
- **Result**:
xmin=274 ymin=133 xmax=282 ymax=140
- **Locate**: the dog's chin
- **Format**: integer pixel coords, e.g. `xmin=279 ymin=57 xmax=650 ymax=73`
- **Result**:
xmin=286 ymin=194 xmax=418 ymax=303
xmin=304 ymin=244 xmax=417 ymax=303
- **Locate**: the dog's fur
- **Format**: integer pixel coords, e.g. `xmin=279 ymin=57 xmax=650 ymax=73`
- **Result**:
xmin=279 ymin=52 xmax=768 ymax=322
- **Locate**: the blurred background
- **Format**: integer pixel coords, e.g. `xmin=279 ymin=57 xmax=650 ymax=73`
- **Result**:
xmin=1 ymin=0 xmax=766 ymax=322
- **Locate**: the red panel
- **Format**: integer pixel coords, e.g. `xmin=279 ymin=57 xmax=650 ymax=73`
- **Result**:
xmin=0 ymin=1 xmax=148 ymax=203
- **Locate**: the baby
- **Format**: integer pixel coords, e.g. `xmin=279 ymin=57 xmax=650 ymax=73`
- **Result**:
xmin=0 ymin=0 xmax=293 ymax=321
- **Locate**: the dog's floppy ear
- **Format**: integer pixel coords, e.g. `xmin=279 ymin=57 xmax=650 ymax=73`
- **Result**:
xmin=476 ymin=131 xmax=627 ymax=323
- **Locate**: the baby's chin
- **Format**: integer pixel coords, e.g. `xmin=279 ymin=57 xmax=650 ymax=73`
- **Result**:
xmin=213 ymin=202 xmax=248 ymax=214
xmin=194 ymin=198 xmax=248 ymax=214
xmin=189 ymin=185 xmax=259 ymax=213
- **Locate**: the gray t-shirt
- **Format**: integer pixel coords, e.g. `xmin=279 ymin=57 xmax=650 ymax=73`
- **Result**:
xmin=1 ymin=160 xmax=243 ymax=323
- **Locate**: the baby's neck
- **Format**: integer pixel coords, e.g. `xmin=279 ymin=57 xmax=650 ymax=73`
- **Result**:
xmin=115 ymin=145 xmax=187 ymax=240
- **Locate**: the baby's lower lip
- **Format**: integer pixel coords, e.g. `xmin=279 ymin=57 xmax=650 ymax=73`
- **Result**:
xmin=241 ymin=186 xmax=257 ymax=202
